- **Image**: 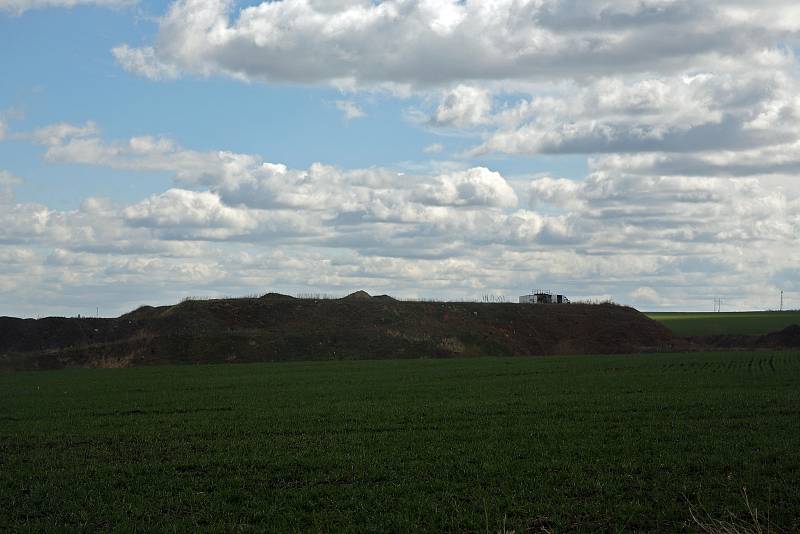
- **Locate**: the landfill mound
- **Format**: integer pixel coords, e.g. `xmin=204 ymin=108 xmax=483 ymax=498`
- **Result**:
xmin=0 ymin=291 xmax=675 ymax=370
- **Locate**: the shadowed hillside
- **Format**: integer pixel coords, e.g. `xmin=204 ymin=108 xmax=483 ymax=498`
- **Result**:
xmin=0 ymin=292 xmax=675 ymax=370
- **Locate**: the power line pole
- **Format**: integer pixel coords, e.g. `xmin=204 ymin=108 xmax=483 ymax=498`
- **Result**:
xmin=780 ymin=290 xmax=783 ymax=312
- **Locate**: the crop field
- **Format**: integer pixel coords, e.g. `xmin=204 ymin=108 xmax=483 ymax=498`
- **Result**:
xmin=1 ymin=352 xmax=799 ymax=532
xmin=647 ymin=310 xmax=800 ymax=337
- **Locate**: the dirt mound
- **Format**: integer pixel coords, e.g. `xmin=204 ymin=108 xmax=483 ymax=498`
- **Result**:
xmin=759 ymin=324 xmax=800 ymax=348
xmin=342 ymin=290 xmax=372 ymax=300
xmin=0 ymin=299 xmax=675 ymax=371
xmin=689 ymin=323 xmax=800 ymax=350
xmin=259 ymin=293 xmax=296 ymax=301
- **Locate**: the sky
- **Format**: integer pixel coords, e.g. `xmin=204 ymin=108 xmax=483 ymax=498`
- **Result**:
xmin=1 ymin=0 xmax=799 ymax=317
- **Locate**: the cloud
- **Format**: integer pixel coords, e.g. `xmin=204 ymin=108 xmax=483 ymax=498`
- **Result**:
xmin=414 ymin=167 xmax=518 ymax=208
xmin=0 ymin=119 xmax=6 ymax=141
xmin=123 ymin=188 xmax=318 ymax=241
xmin=2 ymin=169 xmax=797 ymax=315
xmin=631 ymin=286 xmax=660 ymax=304
xmin=335 ymin=100 xmax=366 ymax=120
xmin=35 ymin=125 xmax=522 ymax=213
xmin=124 ymin=189 xmax=260 ymax=232
xmin=42 ymin=132 xmax=237 ymax=185
xmin=112 ymin=0 xmax=800 ymax=88
xmin=529 ymin=176 xmax=582 ymax=209
xmin=111 ymin=45 xmax=179 ymax=81
xmin=432 ymin=85 xmax=492 ymax=128
xmin=6 ymin=120 xmax=800 ymax=316
xmin=106 ymin=0 xmax=800 ymax=194
xmin=29 ymin=121 xmax=99 ymax=146
xmin=423 ymin=143 xmax=443 ymax=154
xmin=27 ymin=124 xmax=800 ymax=256
xmin=0 ymin=0 xmax=134 ymax=14
xmin=0 ymin=170 xmax=21 ymax=203
xmin=528 ymin=172 xmax=800 ymax=245
xmin=590 ymin=141 xmax=800 ymax=179
xmin=471 ymin=68 xmax=800 ymax=156
xmin=19 ymin=124 xmax=550 ymax=251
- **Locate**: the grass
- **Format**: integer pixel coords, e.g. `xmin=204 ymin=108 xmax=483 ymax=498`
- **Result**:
xmin=1 ymin=351 xmax=799 ymax=532
xmin=647 ymin=311 xmax=800 ymax=337
xmin=689 ymin=487 xmax=785 ymax=534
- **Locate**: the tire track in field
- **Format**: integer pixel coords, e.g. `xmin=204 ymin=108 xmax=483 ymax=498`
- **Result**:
xmin=659 ymin=352 xmax=799 ymax=375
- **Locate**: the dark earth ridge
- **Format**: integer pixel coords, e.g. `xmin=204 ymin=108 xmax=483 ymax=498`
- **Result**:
xmin=690 ymin=324 xmax=800 ymax=349
xmin=0 ymin=292 xmax=675 ymax=370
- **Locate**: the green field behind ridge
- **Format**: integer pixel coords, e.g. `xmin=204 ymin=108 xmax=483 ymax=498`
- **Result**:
xmin=2 ymin=351 xmax=799 ymax=532
xmin=647 ymin=310 xmax=800 ymax=336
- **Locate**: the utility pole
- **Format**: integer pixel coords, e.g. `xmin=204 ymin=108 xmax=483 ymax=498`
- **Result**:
xmin=780 ymin=290 xmax=783 ymax=312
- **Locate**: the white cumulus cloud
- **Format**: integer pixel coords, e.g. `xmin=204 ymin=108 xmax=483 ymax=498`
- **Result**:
xmin=414 ymin=167 xmax=518 ymax=208
xmin=5 ymin=120 xmax=800 ymax=315
xmin=112 ymin=0 xmax=800 ymax=88
xmin=111 ymin=45 xmax=179 ymax=80
xmin=335 ymin=100 xmax=366 ymax=120
xmin=432 ymin=85 xmax=492 ymax=128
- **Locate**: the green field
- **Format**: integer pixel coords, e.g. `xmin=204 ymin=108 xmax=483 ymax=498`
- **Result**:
xmin=2 ymin=352 xmax=799 ymax=532
xmin=647 ymin=310 xmax=800 ymax=336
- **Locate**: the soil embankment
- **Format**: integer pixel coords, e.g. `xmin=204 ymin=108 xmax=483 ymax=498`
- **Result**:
xmin=0 ymin=292 xmax=675 ymax=370
xmin=689 ymin=324 xmax=800 ymax=350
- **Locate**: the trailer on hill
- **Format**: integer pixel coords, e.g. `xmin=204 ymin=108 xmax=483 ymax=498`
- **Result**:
xmin=519 ymin=291 xmax=570 ymax=304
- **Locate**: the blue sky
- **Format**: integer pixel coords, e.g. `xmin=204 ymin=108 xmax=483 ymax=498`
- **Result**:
xmin=1 ymin=0 xmax=799 ymax=316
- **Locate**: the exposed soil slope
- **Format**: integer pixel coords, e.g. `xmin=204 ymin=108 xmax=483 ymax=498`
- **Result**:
xmin=689 ymin=324 xmax=800 ymax=350
xmin=0 ymin=292 xmax=675 ymax=370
